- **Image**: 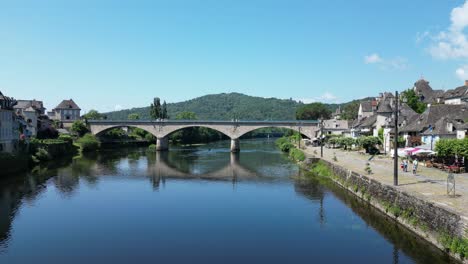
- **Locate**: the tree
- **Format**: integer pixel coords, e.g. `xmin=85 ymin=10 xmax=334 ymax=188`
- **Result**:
xmin=296 ymin=102 xmax=331 ymax=120
xmin=161 ymin=101 xmax=168 ymax=119
xmin=175 ymin=111 xmax=197 ymax=120
xmin=83 ymin=110 xmax=105 ymax=120
xmin=128 ymin=113 xmax=140 ymax=120
xmin=150 ymin=97 xmax=162 ymax=119
xmin=357 ymin=136 xmax=381 ymax=153
xmin=341 ymin=101 xmax=360 ymax=120
xmin=71 ymin=120 xmax=89 ymax=137
xmin=401 ymin=89 xmax=427 ymax=114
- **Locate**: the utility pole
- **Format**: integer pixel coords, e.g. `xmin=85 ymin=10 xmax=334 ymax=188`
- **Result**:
xmin=394 ymin=91 xmax=399 ymax=186
xmin=320 ymin=118 xmax=324 ymax=158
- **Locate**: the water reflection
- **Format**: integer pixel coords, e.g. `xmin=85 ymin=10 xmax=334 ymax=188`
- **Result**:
xmin=0 ymin=140 xmax=457 ymax=263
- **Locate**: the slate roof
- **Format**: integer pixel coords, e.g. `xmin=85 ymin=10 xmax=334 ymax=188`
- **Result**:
xmin=0 ymin=90 xmax=17 ymax=110
xmin=400 ymin=104 xmax=468 ymax=133
xmin=360 ymin=101 xmax=373 ymax=112
xmin=13 ymin=99 xmax=45 ymax=111
xmin=54 ymin=99 xmax=81 ymax=110
xmin=413 ymin=79 xmax=445 ymax=103
xmin=420 ymin=117 xmax=458 ymax=136
xmin=353 ymin=114 xmax=377 ymax=129
xmin=444 ymin=85 xmax=468 ymax=99
xmin=323 ymin=119 xmax=349 ymax=130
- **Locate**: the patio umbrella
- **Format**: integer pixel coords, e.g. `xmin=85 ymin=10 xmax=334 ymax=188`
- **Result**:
xmin=412 ymin=149 xmax=436 ymax=155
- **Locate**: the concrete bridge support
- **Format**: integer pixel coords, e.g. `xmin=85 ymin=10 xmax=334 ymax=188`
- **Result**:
xmin=156 ymin=137 xmax=169 ymax=151
xmin=230 ymin=138 xmax=240 ymax=153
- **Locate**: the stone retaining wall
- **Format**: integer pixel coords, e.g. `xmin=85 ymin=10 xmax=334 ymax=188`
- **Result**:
xmin=306 ymin=157 xmax=467 ymax=263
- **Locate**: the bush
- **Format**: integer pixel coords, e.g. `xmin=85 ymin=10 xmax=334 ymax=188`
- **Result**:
xmin=77 ymin=134 xmax=100 ymax=152
xmin=58 ymin=134 xmax=73 ymax=144
xmin=32 ymin=148 xmax=50 ymax=163
xmin=275 ymin=137 xmax=294 ymax=152
xmin=435 ymin=138 xmax=468 ymax=158
xmin=71 ymin=120 xmax=89 ymax=137
xmin=289 ymin=148 xmax=305 ymax=161
xmin=148 ymin=144 xmax=157 ymax=151
xmin=145 ymin=133 xmax=156 ymax=142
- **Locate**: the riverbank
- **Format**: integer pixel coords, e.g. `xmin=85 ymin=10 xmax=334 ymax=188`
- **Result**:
xmin=0 ymin=138 xmax=79 ymax=176
xmin=302 ymin=146 xmax=468 ymax=263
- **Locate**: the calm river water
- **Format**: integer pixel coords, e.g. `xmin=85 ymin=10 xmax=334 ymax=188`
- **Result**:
xmin=0 ymin=139 xmax=456 ymax=263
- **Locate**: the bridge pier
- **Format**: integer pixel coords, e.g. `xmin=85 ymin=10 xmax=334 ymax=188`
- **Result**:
xmin=230 ymin=138 xmax=240 ymax=152
xmin=156 ymin=137 xmax=169 ymax=151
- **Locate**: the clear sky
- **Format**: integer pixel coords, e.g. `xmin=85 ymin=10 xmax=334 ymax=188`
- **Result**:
xmin=1 ymin=0 xmax=468 ymax=113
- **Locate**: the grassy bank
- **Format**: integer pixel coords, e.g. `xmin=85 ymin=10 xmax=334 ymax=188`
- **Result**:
xmin=275 ymin=135 xmax=305 ymax=162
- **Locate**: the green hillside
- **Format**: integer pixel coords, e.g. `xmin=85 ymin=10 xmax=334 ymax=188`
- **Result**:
xmin=103 ymin=92 xmax=370 ymax=121
xmin=105 ymin=93 xmax=301 ymax=120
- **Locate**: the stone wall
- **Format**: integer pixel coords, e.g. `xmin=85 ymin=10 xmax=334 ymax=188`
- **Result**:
xmin=306 ymin=157 xmax=468 ymax=263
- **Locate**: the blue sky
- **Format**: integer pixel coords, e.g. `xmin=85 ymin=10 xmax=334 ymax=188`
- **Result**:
xmin=1 ymin=0 xmax=468 ymax=113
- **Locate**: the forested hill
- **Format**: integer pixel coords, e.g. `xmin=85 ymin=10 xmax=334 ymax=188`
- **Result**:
xmin=104 ymin=93 xmax=304 ymax=120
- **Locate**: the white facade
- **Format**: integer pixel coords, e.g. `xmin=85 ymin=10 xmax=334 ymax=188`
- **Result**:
xmin=445 ymin=98 xmax=463 ymax=105
xmin=457 ymin=129 xmax=466 ymax=139
xmin=358 ymin=105 xmax=373 ymax=119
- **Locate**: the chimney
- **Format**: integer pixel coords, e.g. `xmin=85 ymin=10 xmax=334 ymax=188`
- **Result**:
xmin=465 ymin=80 xmax=468 ymax=86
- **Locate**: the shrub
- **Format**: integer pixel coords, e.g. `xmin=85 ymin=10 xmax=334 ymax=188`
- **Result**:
xmin=275 ymin=137 xmax=294 ymax=153
xmin=71 ymin=120 xmax=89 ymax=137
xmin=32 ymin=148 xmax=50 ymax=163
xmin=364 ymin=163 xmax=372 ymax=174
xmin=145 ymin=133 xmax=156 ymax=142
xmin=58 ymin=134 xmax=73 ymax=144
xmin=289 ymin=148 xmax=305 ymax=162
xmin=148 ymin=144 xmax=157 ymax=151
xmin=77 ymin=134 xmax=100 ymax=152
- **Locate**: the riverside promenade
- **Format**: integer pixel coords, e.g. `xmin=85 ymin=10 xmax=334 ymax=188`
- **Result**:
xmin=304 ymin=145 xmax=468 ymax=223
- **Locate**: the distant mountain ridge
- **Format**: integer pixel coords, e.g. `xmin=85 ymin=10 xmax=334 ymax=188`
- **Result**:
xmin=103 ymin=93 xmax=357 ymax=121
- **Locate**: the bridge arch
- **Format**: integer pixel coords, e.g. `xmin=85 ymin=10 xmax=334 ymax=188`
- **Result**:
xmin=92 ymin=125 xmax=159 ymax=138
xmin=236 ymin=126 xmax=313 ymax=139
xmin=156 ymin=124 xmax=233 ymax=139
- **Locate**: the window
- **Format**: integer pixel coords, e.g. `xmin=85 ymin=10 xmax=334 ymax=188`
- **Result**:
xmin=66 ymin=116 xmax=70 ymax=120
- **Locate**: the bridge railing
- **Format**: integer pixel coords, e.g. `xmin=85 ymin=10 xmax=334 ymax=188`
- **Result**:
xmin=87 ymin=119 xmax=319 ymax=125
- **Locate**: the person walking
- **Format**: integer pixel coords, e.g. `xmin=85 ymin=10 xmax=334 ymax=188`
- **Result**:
xmin=412 ymin=158 xmax=419 ymax=175
xmin=403 ymin=159 xmax=408 ymax=172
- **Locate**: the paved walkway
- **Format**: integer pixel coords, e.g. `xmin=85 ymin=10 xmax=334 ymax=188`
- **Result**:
xmin=304 ymin=146 xmax=468 ymax=219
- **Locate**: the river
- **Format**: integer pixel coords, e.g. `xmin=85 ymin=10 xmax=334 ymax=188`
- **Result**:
xmin=0 ymin=139 xmax=456 ymax=263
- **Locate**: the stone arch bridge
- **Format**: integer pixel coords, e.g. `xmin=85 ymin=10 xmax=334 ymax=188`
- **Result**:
xmin=88 ymin=120 xmax=319 ymax=152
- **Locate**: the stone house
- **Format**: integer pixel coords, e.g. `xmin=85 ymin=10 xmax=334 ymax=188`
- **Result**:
xmin=13 ymin=99 xmax=45 ymax=137
xmin=444 ymin=81 xmax=468 ymax=105
xmin=0 ymin=91 xmax=19 ymax=153
xmin=48 ymin=99 xmax=81 ymax=122
xmin=357 ymin=101 xmax=375 ymax=120
xmin=400 ymin=104 xmax=468 ymax=147
xmin=321 ymin=119 xmax=350 ymax=136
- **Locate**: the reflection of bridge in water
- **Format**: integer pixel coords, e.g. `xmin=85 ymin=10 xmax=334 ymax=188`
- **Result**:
xmin=147 ymin=152 xmax=267 ymax=189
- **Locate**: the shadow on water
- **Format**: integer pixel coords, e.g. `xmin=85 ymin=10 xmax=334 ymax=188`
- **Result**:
xmin=294 ymin=172 xmax=458 ymax=264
